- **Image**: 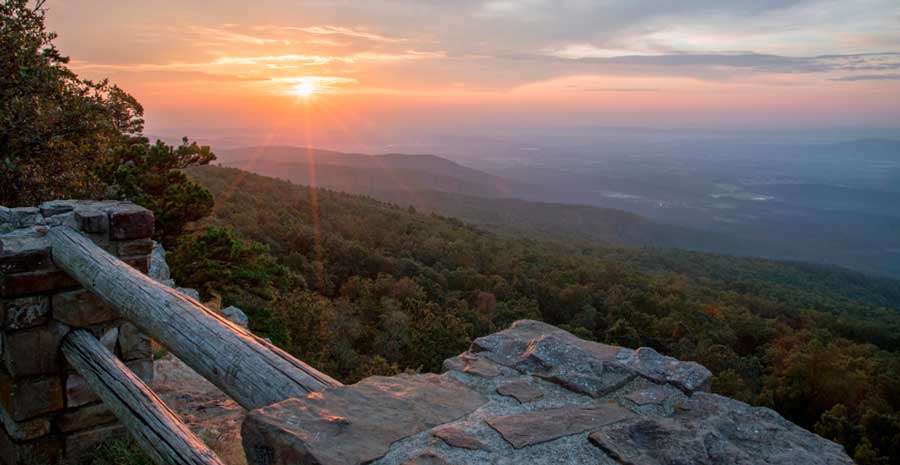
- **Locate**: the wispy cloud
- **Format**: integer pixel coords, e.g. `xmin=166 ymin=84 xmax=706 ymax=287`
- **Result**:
xmin=48 ymin=0 xmax=900 ymax=129
xmin=353 ymin=50 xmax=445 ymax=61
xmin=547 ymin=44 xmax=659 ymax=60
xmin=212 ymin=50 xmax=444 ymax=66
xmin=565 ymin=85 xmax=659 ymax=93
xmin=285 ymin=25 xmax=404 ymax=43
xmin=180 ymin=24 xmax=405 ymax=49
xmin=212 ymin=54 xmax=339 ymax=66
xmin=62 ymin=0 xmax=900 ymax=94
xmin=72 ymin=50 xmax=446 ymax=74
xmin=522 ymin=51 xmax=900 ymax=77
xmin=187 ymin=26 xmax=289 ymax=45
xmin=831 ymin=73 xmax=900 ymax=81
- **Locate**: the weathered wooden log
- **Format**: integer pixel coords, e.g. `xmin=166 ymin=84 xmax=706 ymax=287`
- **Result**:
xmin=50 ymin=226 xmax=341 ymax=410
xmin=62 ymin=329 xmax=225 ymax=465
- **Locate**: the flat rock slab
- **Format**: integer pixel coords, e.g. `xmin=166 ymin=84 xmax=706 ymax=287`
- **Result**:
xmin=433 ymin=425 xmax=490 ymax=451
xmin=401 ymin=452 xmax=452 ymax=465
xmin=243 ymin=374 xmax=486 ymax=465
xmin=536 ymin=361 xmax=635 ymax=398
xmin=496 ymin=380 xmax=544 ymax=403
xmin=623 ymin=386 xmax=672 ymax=406
xmin=443 ymin=353 xmax=504 ymax=378
xmin=471 ymin=320 xmax=622 ymax=368
xmin=616 ymin=347 xmax=712 ymax=393
xmin=485 ymin=402 xmax=634 ymax=449
xmin=589 ymin=393 xmax=854 ymax=465
xmin=467 ymin=320 xmax=709 ymax=398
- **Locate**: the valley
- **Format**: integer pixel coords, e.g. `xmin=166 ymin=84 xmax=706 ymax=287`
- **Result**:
xmin=214 ymin=138 xmax=900 ymax=278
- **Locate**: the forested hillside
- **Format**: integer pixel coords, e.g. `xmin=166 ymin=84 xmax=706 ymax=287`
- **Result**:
xmin=217 ymin=146 xmax=526 ymax=198
xmin=369 ymin=189 xmax=744 ymax=251
xmin=217 ymin=146 xmax=518 ymax=191
xmin=217 ymin=146 xmax=742 ymax=251
xmin=177 ymin=165 xmax=900 ymax=463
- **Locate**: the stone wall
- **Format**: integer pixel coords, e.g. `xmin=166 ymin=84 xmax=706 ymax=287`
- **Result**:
xmin=0 ymin=200 xmax=155 ymax=465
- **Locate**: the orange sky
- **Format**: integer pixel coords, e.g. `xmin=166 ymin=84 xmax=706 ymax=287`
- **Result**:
xmin=46 ymin=0 xmax=900 ymax=144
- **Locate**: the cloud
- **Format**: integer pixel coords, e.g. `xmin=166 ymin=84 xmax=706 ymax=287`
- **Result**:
xmin=285 ymin=25 xmax=403 ymax=43
xmin=831 ymin=73 xmax=900 ymax=81
xmin=547 ymin=44 xmax=659 ymax=60
xmin=565 ymin=86 xmax=659 ymax=93
xmin=177 ymin=24 xmax=406 ymax=51
xmin=816 ymin=53 xmax=900 ymax=72
xmin=213 ymin=54 xmax=340 ymax=66
xmin=73 ymin=50 xmax=446 ymax=75
xmin=187 ymin=26 xmax=288 ymax=45
xmin=514 ymin=51 xmax=900 ymax=77
xmin=58 ymin=0 xmax=900 ymax=95
xmin=102 ymin=70 xmax=271 ymax=82
xmin=212 ymin=50 xmax=444 ymax=66
xmin=353 ymin=50 xmax=446 ymax=61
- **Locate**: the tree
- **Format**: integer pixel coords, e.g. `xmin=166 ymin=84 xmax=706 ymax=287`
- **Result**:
xmin=815 ymin=404 xmax=860 ymax=453
xmin=168 ymin=226 xmax=294 ymax=300
xmin=270 ymin=289 xmax=333 ymax=358
xmin=853 ymin=439 xmax=879 ymax=465
xmin=491 ymin=297 xmax=541 ymax=330
xmin=106 ymin=138 xmax=215 ymax=245
xmin=409 ymin=307 xmax=471 ymax=372
xmin=605 ymin=318 xmax=642 ymax=348
xmin=1 ymin=0 xmax=142 ymax=204
xmin=1 ymin=0 xmax=215 ymax=244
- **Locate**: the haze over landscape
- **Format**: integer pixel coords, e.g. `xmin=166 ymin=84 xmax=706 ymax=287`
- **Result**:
xmin=45 ymin=0 xmax=900 ymax=277
xmin=3 ymin=1 xmax=900 ymax=463
xmin=50 ymin=0 xmax=900 ymax=139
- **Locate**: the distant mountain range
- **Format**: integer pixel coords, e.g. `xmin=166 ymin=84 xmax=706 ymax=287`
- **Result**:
xmin=216 ymin=146 xmax=527 ymax=199
xmin=214 ymin=146 xmax=737 ymax=252
xmin=213 ymin=144 xmax=900 ymax=278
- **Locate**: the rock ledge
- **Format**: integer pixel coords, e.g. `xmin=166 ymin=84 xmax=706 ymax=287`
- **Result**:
xmin=242 ymin=320 xmax=852 ymax=465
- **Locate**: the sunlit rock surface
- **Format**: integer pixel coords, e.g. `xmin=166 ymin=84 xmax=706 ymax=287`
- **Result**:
xmin=242 ymin=320 xmax=852 ymax=465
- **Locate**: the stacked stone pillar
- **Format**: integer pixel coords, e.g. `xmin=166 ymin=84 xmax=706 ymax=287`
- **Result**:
xmin=0 ymin=200 xmax=155 ymax=465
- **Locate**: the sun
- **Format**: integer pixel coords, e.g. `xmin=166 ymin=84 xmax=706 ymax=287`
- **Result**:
xmin=291 ymin=81 xmax=317 ymax=98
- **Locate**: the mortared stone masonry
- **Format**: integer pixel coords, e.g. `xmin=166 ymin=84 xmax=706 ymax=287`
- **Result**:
xmin=0 ymin=200 xmax=155 ymax=465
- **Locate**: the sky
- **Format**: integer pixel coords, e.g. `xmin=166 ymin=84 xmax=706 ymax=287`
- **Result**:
xmin=46 ymin=0 xmax=900 ymax=147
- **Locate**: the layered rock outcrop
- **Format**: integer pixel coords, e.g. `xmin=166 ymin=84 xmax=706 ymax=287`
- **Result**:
xmin=242 ymin=320 xmax=853 ymax=465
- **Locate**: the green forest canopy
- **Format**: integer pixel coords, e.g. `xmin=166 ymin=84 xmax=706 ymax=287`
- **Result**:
xmin=177 ymin=165 xmax=900 ymax=464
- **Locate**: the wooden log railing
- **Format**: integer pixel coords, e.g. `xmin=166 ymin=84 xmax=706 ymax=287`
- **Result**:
xmin=49 ymin=226 xmax=343 ymax=410
xmin=62 ymin=330 xmax=226 ymax=465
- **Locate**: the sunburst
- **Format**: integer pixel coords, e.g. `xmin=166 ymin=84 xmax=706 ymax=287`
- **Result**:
xmin=291 ymin=81 xmax=317 ymax=97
